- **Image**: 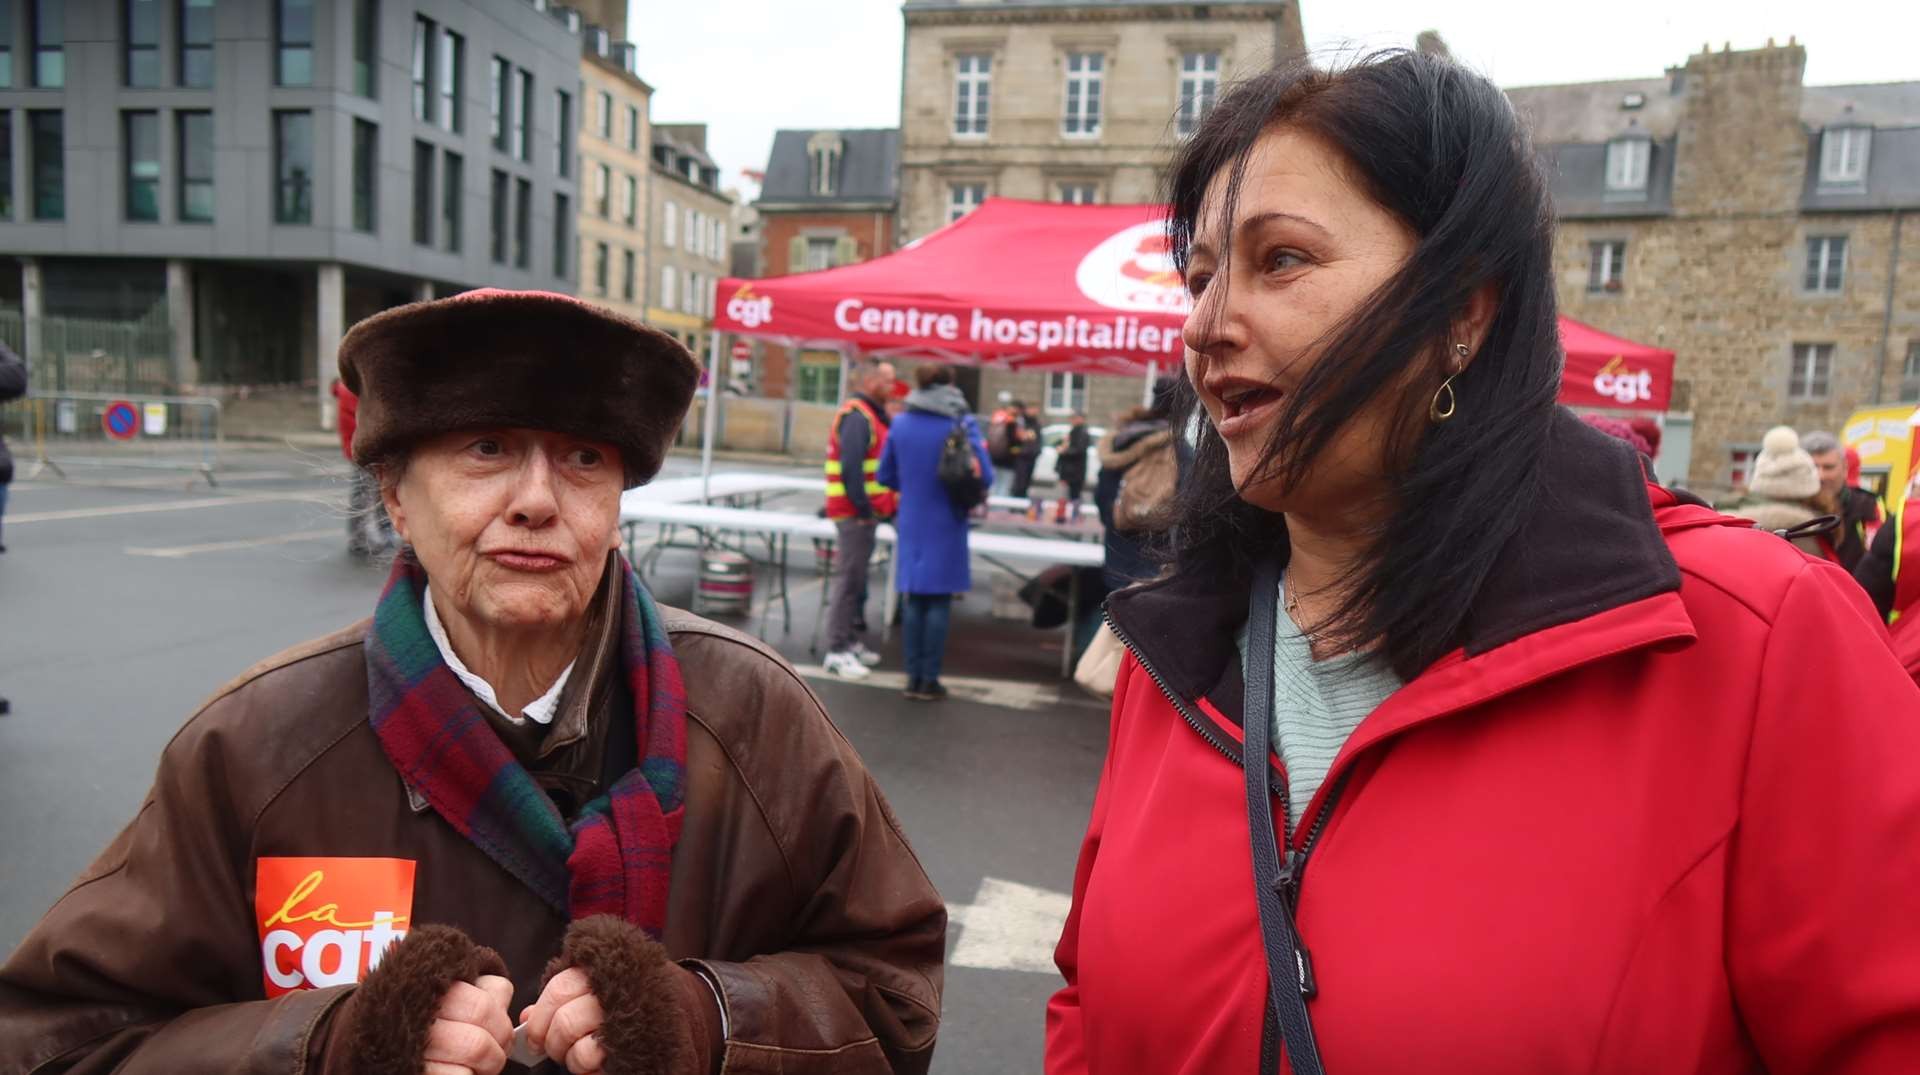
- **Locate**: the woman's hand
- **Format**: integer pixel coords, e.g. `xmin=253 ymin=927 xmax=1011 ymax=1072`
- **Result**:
xmin=521 ymin=968 xmax=608 ymax=1074
xmin=424 ymin=974 xmax=515 ymax=1075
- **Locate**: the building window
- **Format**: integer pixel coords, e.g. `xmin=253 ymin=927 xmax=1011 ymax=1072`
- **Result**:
xmin=353 ymin=0 xmax=378 ymax=98
xmin=594 ymin=162 xmax=609 ymax=218
xmin=597 ymin=90 xmax=612 ymax=139
xmin=805 ymin=237 xmax=836 ymax=271
xmin=553 ymin=193 xmax=570 ymax=278
xmin=489 ymin=168 xmax=508 ymax=263
xmin=688 ymin=208 xmax=701 ymax=256
xmin=796 ymin=355 xmax=841 ymax=405
xmin=555 ymin=90 xmax=572 ymax=177
xmin=513 ymin=177 xmax=531 ymax=267
xmin=123 ymin=111 xmax=160 ymax=222
xmin=352 ymin=118 xmax=378 ymax=233
xmin=0 ymin=114 xmax=11 ymax=218
xmin=1063 ymin=52 xmax=1103 ymax=137
xmin=441 ymin=150 xmax=462 ymax=252
xmin=593 ymin=241 xmax=609 ymax=295
xmin=682 ymin=270 xmax=696 ymax=314
xmin=626 ymin=105 xmax=639 ymax=152
xmin=273 ymin=110 xmax=312 ymax=224
xmin=1605 ymin=137 xmax=1650 ymax=192
xmin=412 ymin=17 xmax=435 ymax=123
xmin=660 ymin=265 xmax=676 ymax=310
xmin=126 ymin=0 xmax=161 ymax=87
xmin=714 ymin=218 xmax=725 ymax=260
xmin=663 ymin=200 xmax=677 ymax=247
xmin=1177 ymin=51 xmax=1220 ymax=137
xmin=1820 ymin=127 xmax=1871 ymax=186
xmin=177 ymin=110 xmax=213 ymax=222
xmin=1728 ymin=445 xmax=1759 ymax=490
xmin=514 ymin=70 xmax=532 ymax=161
xmin=810 ymin=141 xmax=840 ymax=196
xmin=1057 ymin=183 xmax=1098 ymax=205
xmin=1587 ymin=240 xmax=1626 ymax=292
xmin=622 ymin=249 xmax=636 ymax=302
xmin=622 ymin=174 xmax=636 ymax=226
xmin=178 ymin=0 xmax=212 ymax=88
xmin=412 ymin=140 xmax=435 ymax=246
xmin=29 ymin=109 xmax=61 ymax=220
xmin=30 ymin=0 xmax=61 ymax=88
xmin=1805 ymin=236 xmax=1847 ymax=294
xmin=953 ymin=53 xmax=991 ymax=137
xmin=437 ymin=31 xmax=463 ymax=133
xmin=1900 ymin=341 xmax=1920 ymax=403
xmin=490 ymin=56 xmax=510 ymax=150
xmin=276 ymin=0 xmax=313 ymax=86
xmin=1789 ymin=343 xmax=1833 ymax=402
xmin=1045 ymin=372 xmax=1089 ymax=415
xmin=948 ymin=182 xmax=986 ymax=223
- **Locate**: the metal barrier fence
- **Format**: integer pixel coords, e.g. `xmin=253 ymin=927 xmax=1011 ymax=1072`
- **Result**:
xmin=0 ymin=310 xmax=174 ymax=394
xmin=1 ymin=392 xmax=222 ymax=486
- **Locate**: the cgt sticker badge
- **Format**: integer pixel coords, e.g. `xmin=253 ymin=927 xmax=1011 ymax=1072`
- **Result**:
xmin=255 ymin=857 xmax=417 ymax=997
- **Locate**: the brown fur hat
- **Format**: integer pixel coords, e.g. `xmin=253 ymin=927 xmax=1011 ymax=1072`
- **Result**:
xmin=339 ymin=289 xmax=700 ymax=488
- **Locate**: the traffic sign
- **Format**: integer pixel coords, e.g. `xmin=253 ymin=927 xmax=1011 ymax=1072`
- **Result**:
xmin=103 ymin=400 xmax=140 ymax=441
xmin=731 ymin=340 xmax=751 ymax=361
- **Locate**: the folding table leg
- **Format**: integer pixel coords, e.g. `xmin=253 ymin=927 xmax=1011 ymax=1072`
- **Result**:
xmin=1061 ymin=568 xmax=1080 ymax=679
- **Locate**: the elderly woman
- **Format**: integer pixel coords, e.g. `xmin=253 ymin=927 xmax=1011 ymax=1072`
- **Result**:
xmin=1 ymin=291 xmax=943 ymax=1075
xmin=1048 ymin=54 xmax=1920 ymax=1075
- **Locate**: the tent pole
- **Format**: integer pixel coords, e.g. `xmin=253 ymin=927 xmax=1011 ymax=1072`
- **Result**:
xmin=701 ymin=331 xmax=725 ymax=502
xmin=1142 ymin=360 xmax=1158 ymax=406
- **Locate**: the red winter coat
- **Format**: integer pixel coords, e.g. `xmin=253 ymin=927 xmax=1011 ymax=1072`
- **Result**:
xmin=1048 ymin=421 xmax=1920 ymax=1075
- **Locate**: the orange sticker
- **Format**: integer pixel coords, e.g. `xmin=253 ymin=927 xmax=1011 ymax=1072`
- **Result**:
xmin=254 ymin=857 xmax=416 ymax=998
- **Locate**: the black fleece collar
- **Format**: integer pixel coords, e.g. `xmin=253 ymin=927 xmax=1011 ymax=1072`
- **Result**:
xmin=1106 ymin=409 xmax=1682 ymax=728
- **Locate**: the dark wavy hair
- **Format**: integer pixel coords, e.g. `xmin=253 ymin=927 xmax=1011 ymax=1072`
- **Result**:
xmin=1163 ymin=51 xmax=1563 ymax=680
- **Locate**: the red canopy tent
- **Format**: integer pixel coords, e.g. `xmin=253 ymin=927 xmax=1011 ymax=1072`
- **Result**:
xmin=698 ymin=198 xmax=1676 ymax=483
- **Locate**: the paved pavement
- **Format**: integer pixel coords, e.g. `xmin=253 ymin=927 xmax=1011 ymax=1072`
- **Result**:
xmin=0 ymin=447 xmax=1106 ymax=1074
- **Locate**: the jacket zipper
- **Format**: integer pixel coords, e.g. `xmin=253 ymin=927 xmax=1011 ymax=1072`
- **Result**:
xmin=1105 ymin=607 xmax=1353 ymax=999
xmin=1103 ymin=608 xmax=1284 ymax=806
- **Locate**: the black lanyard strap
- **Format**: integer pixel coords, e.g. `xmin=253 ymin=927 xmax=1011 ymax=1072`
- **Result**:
xmin=1244 ymin=558 xmax=1328 ymax=1075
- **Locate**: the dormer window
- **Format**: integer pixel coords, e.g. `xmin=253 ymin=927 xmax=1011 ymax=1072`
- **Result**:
xmin=1820 ymin=126 xmax=1871 ymax=186
xmin=1605 ymin=131 xmax=1650 ymax=193
xmin=807 ymin=133 xmax=844 ymax=197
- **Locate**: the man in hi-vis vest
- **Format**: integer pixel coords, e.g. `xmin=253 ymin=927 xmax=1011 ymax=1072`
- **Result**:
xmin=823 ymin=360 xmax=898 ymax=680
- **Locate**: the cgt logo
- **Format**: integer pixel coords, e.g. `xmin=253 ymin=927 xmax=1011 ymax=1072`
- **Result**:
xmin=1075 ymin=222 xmax=1193 ymax=314
xmin=726 ymin=286 xmax=774 ymax=329
xmin=1593 ymin=355 xmax=1655 ymax=405
xmin=255 ymin=857 xmax=416 ymax=997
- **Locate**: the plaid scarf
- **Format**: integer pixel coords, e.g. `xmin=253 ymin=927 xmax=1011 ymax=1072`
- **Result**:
xmin=366 ymin=555 xmax=687 ymax=935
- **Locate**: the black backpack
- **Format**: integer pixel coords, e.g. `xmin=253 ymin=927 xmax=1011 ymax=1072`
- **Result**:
xmin=939 ymin=418 xmax=988 ymax=512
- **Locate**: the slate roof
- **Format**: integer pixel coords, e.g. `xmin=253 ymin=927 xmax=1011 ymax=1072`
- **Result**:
xmin=758 ymin=129 xmax=900 ymax=208
xmin=1507 ymin=74 xmax=1920 ymax=216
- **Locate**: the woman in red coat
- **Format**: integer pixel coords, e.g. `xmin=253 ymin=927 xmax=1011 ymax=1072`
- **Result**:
xmin=1047 ymin=52 xmax=1920 ymax=1075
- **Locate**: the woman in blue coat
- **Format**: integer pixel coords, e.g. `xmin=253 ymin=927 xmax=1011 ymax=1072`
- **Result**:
xmin=878 ymin=363 xmax=993 ymax=701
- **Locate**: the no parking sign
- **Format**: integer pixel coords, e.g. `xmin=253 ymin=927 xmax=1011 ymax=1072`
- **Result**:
xmin=102 ymin=400 xmax=140 ymax=441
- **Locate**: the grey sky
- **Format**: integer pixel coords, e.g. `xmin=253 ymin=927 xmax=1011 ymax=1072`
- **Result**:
xmin=627 ymin=0 xmax=1915 ymax=200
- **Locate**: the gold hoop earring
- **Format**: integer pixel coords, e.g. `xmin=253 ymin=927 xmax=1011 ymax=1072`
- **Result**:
xmin=1430 ymin=374 xmax=1459 ymax=423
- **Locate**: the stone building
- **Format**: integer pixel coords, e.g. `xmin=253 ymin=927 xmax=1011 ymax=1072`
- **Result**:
xmin=754 ymin=128 xmax=900 ymax=402
xmin=0 ymin=0 xmax=583 ymax=429
xmin=1511 ymin=41 xmax=1920 ymax=492
xmin=573 ymin=28 xmax=652 ymax=326
xmin=898 ymin=0 xmax=1302 ymax=423
xmin=647 ymin=123 xmax=734 ymax=365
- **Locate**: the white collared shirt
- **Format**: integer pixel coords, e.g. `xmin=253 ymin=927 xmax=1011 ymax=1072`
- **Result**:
xmin=423 ymin=586 xmax=574 ymax=726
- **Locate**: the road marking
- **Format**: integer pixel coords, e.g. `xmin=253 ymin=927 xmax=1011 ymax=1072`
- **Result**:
xmin=126 ymin=528 xmax=339 ymax=558
xmin=795 ymin=663 xmax=1092 ymax=712
xmin=10 ymin=492 xmax=315 ymax=524
xmin=948 ymin=877 xmax=1072 ymax=975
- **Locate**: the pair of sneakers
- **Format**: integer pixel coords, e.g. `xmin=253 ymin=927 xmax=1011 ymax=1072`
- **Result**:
xmin=823 ymin=642 xmax=883 ymax=680
xmin=904 ymin=679 xmax=948 ymax=702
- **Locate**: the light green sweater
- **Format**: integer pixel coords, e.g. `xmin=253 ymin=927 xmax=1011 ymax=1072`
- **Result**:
xmin=1237 ymin=580 xmax=1403 ymax=828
